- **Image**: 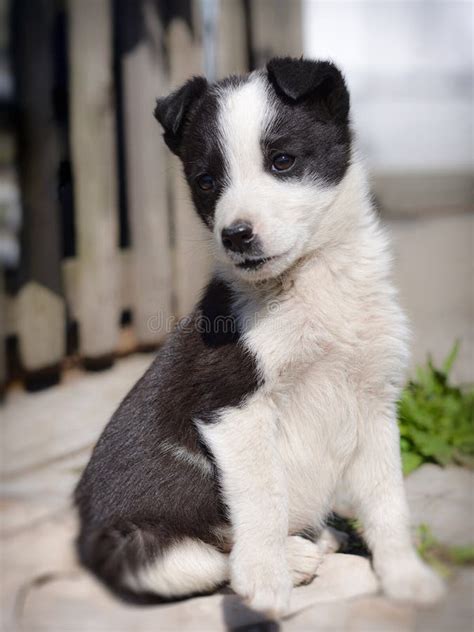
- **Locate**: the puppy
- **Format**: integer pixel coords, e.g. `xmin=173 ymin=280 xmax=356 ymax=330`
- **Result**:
xmin=75 ymin=57 xmax=444 ymax=616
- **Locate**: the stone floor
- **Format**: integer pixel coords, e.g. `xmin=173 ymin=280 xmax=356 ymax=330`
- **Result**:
xmin=1 ymin=354 xmax=473 ymax=632
xmin=389 ymin=212 xmax=474 ymax=386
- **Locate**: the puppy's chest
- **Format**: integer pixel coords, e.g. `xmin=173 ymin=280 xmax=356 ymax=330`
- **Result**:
xmin=238 ymin=286 xmax=358 ymax=387
xmin=234 ymin=285 xmax=361 ymax=525
xmin=273 ymin=366 xmax=358 ymax=467
xmin=237 ymin=289 xmax=360 ymax=499
xmin=272 ymin=373 xmax=357 ymax=527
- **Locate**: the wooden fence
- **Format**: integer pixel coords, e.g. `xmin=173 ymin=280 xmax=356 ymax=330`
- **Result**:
xmin=1 ymin=0 xmax=302 ymax=392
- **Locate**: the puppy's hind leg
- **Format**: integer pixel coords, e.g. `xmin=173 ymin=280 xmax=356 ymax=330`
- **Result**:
xmin=124 ymin=538 xmax=230 ymax=599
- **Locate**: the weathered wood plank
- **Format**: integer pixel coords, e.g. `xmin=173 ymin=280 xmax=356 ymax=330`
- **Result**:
xmin=248 ymin=0 xmax=302 ymax=68
xmin=0 ymin=270 xmax=5 ymax=392
xmin=62 ymin=250 xmax=132 ymax=328
xmin=119 ymin=0 xmax=172 ymax=346
xmin=217 ymin=0 xmax=248 ymax=78
xmin=11 ymin=0 xmax=65 ymax=388
xmin=167 ymin=7 xmax=212 ymax=318
xmin=68 ymin=0 xmax=120 ymax=368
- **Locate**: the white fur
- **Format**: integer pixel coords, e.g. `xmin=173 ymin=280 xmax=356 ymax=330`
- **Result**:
xmin=214 ymin=74 xmax=338 ymax=282
xmin=125 ymin=534 xmax=325 ymax=610
xmin=197 ymin=78 xmax=444 ymax=614
xmin=124 ymin=538 xmax=228 ymax=597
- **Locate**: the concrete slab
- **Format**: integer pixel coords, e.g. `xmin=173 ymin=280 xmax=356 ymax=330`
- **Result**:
xmin=406 ymin=464 xmax=474 ymax=547
xmin=1 ymin=356 xmax=473 ymax=632
xmin=2 ymin=353 xmax=152 ymax=478
xmin=389 ymin=212 xmax=474 ymax=384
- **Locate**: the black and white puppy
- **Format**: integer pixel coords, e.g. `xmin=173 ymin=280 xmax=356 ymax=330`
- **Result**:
xmin=75 ymin=57 xmax=444 ymax=616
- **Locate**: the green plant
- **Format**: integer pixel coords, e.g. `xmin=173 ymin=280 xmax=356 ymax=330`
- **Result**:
xmin=398 ymin=341 xmax=474 ymax=475
xmin=416 ymin=523 xmax=474 ymax=577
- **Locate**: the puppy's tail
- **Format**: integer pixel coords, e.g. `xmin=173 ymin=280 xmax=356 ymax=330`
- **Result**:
xmin=77 ymin=524 xmax=229 ymax=605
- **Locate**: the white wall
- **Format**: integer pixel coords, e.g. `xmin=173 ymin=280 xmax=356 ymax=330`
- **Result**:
xmin=303 ymin=0 xmax=473 ymax=172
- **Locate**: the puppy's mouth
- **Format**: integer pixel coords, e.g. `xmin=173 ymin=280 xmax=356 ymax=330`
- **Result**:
xmin=236 ymin=256 xmax=275 ymax=270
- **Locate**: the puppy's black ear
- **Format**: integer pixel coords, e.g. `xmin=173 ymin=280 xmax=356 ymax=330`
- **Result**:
xmin=267 ymin=57 xmax=349 ymax=123
xmin=154 ymin=76 xmax=208 ymax=155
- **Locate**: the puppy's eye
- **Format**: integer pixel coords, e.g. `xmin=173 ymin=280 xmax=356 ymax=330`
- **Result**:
xmin=196 ymin=174 xmax=215 ymax=191
xmin=272 ymin=153 xmax=295 ymax=172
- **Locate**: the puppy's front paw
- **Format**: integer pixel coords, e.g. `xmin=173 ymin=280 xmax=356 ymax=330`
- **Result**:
xmin=379 ymin=556 xmax=446 ymax=605
xmin=286 ymin=535 xmax=323 ymax=586
xmin=231 ymin=551 xmax=292 ymax=619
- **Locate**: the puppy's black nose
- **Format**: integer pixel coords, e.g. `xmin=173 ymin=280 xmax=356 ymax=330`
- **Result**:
xmin=221 ymin=221 xmax=254 ymax=253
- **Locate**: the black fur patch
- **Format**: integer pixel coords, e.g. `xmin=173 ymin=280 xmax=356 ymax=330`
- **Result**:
xmin=179 ymin=86 xmax=227 ymax=228
xmin=155 ymin=76 xmax=247 ymax=229
xmin=154 ymin=76 xmax=208 ymax=156
xmin=267 ymin=57 xmax=350 ymax=122
xmin=264 ymin=58 xmax=351 ymax=185
xmin=75 ymin=278 xmax=261 ymax=601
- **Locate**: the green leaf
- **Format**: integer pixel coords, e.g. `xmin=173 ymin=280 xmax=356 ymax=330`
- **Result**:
xmin=398 ymin=340 xmax=474 ymax=474
xmin=449 ymin=545 xmax=474 ymax=565
xmin=443 ymin=340 xmax=460 ymax=377
xmin=402 ymin=451 xmax=423 ymax=475
xmin=416 ymin=524 xmax=474 ymax=571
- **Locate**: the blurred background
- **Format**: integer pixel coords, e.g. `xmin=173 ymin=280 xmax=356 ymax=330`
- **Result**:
xmin=0 ymin=1 xmax=472 ymax=630
xmin=0 ymin=0 xmax=472 ymax=393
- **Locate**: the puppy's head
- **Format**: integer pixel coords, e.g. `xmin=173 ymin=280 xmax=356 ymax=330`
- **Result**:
xmin=155 ymin=57 xmax=351 ymax=282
